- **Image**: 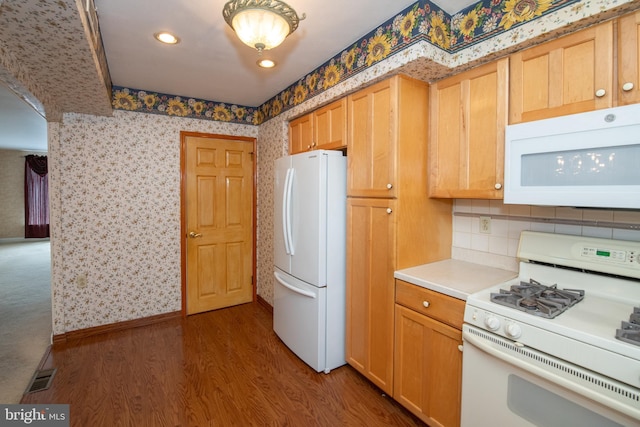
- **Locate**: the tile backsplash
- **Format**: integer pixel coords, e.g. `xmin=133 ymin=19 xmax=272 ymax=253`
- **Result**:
xmin=452 ymin=199 xmax=640 ymax=272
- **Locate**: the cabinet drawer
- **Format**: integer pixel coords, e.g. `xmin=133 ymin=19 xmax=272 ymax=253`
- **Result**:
xmin=395 ymin=280 xmax=464 ymax=330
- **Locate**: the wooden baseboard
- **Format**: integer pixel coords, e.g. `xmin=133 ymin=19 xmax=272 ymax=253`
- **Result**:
xmin=257 ymin=295 xmax=273 ymax=314
xmin=52 ymin=311 xmax=181 ymax=347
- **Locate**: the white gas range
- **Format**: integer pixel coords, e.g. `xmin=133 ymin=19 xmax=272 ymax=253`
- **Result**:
xmin=461 ymin=231 xmax=640 ymax=427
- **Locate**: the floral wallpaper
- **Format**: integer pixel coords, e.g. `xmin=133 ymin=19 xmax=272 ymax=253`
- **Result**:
xmin=0 ymin=0 xmax=111 ymax=121
xmin=112 ymin=0 xmax=581 ymax=123
xmin=49 ymin=111 xmax=256 ymax=334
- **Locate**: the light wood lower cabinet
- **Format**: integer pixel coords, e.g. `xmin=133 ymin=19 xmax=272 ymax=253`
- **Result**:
xmin=394 ymin=280 xmax=464 ymax=427
xmin=345 ymin=198 xmax=396 ymax=393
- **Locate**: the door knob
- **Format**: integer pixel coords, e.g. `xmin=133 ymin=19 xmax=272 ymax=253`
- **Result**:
xmin=189 ymin=231 xmax=203 ymax=238
xmin=622 ymin=82 xmax=634 ymax=92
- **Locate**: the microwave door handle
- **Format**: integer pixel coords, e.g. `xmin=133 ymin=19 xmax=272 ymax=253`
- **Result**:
xmin=463 ymin=331 xmax=640 ymax=421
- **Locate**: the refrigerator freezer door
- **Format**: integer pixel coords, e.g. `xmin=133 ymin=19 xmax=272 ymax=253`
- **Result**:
xmin=274 ymin=268 xmax=326 ymax=372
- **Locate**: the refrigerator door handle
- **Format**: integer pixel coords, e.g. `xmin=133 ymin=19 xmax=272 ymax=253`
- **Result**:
xmin=282 ymin=168 xmax=292 ymax=255
xmin=274 ymin=272 xmax=316 ymax=298
xmin=284 ymin=167 xmax=295 ymax=255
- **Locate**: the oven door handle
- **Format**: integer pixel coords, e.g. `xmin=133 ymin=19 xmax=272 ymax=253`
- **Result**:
xmin=463 ymin=330 xmax=640 ymax=421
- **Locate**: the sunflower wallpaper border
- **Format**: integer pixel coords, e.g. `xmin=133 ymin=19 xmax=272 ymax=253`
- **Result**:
xmin=112 ymin=0 xmax=579 ymax=124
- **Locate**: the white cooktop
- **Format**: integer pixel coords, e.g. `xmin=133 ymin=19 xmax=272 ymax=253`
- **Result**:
xmin=464 ymin=232 xmax=640 ymax=390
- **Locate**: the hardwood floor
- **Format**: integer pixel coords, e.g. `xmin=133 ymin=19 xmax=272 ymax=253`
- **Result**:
xmin=22 ymin=302 xmax=424 ymax=426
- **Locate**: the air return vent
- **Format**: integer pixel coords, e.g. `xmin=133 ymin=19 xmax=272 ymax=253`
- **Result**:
xmin=25 ymin=368 xmax=56 ymax=394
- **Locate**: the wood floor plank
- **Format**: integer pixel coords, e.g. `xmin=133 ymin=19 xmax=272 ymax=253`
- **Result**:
xmin=22 ymin=302 xmax=424 ymax=426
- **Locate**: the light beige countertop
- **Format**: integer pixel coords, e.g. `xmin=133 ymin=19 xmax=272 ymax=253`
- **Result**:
xmin=394 ymin=259 xmax=518 ymax=301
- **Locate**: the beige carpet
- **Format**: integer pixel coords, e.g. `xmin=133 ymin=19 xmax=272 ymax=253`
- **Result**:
xmin=0 ymin=239 xmax=51 ymax=403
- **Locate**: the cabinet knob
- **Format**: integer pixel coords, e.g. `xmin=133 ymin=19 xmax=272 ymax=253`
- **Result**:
xmin=386 ymin=208 xmax=392 ymax=214
xmin=595 ymin=89 xmax=606 ymax=98
xmin=386 ymin=183 xmax=393 ymax=190
xmin=422 ymin=301 xmax=430 ymax=308
xmin=622 ymin=82 xmax=635 ymax=92
xmin=494 ymin=183 xmax=502 ymax=190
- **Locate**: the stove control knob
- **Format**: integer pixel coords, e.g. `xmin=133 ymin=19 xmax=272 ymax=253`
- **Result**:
xmin=505 ymin=323 xmax=522 ymax=339
xmin=484 ymin=316 xmax=500 ymax=331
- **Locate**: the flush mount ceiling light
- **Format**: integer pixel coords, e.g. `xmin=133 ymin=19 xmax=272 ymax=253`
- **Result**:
xmin=257 ymin=58 xmax=276 ymax=68
xmin=222 ymin=0 xmax=305 ymax=53
xmin=154 ymin=32 xmax=180 ymax=44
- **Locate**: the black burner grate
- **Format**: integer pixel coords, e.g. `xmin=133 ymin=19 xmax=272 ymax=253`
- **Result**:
xmin=616 ymin=307 xmax=640 ymax=346
xmin=490 ymin=279 xmax=585 ymax=319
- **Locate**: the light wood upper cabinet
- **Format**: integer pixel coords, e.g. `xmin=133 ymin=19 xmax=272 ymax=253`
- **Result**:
xmin=618 ymin=10 xmax=640 ymax=105
xmin=394 ymin=280 xmax=464 ymax=427
xmin=509 ymin=22 xmax=614 ymax=124
xmin=347 ymin=77 xmax=397 ymax=198
xmin=288 ymin=98 xmax=347 ymax=154
xmin=429 ymin=58 xmax=508 ymax=199
xmin=314 ymin=98 xmax=347 ymax=150
xmin=288 ymin=113 xmax=313 ymax=154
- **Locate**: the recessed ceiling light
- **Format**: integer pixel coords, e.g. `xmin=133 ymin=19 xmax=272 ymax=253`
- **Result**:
xmin=154 ymin=32 xmax=180 ymax=44
xmin=257 ymin=59 xmax=276 ymax=68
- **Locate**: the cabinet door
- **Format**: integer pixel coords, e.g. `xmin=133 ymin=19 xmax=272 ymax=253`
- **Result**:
xmin=288 ymin=113 xmax=313 ymax=154
xmin=394 ymin=304 xmax=462 ymax=427
xmin=347 ymin=78 xmax=396 ymax=198
xmin=619 ymin=11 xmax=640 ymax=105
xmin=510 ymin=22 xmax=614 ymax=123
xmin=314 ymin=98 xmax=347 ymax=150
xmin=429 ymin=59 xmax=508 ymax=199
xmin=346 ymin=197 xmax=396 ymax=394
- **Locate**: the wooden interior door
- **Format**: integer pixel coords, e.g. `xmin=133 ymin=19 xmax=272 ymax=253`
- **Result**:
xmin=182 ymin=133 xmax=255 ymax=315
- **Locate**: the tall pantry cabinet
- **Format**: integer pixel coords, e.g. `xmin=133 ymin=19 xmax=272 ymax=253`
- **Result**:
xmin=345 ymin=75 xmax=452 ymax=394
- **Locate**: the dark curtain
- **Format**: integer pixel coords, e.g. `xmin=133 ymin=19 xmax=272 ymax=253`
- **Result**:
xmin=24 ymin=155 xmax=49 ymax=238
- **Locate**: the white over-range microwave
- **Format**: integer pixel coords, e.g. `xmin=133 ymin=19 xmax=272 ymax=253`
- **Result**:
xmin=504 ymin=103 xmax=640 ymax=209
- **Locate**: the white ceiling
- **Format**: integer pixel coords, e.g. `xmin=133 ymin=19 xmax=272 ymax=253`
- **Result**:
xmin=1 ymin=0 xmax=477 ymax=151
xmin=0 ymin=83 xmax=47 ymax=152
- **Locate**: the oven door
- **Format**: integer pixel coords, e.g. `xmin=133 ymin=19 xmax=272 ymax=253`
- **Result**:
xmin=461 ymin=325 xmax=640 ymax=427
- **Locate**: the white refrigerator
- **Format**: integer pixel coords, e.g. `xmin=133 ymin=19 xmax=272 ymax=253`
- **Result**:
xmin=273 ymin=150 xmax=346 ymax=373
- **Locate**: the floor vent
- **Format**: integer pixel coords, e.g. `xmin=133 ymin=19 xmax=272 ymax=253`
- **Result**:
xmin=25 ymin=368 xmax=57 ymax=394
